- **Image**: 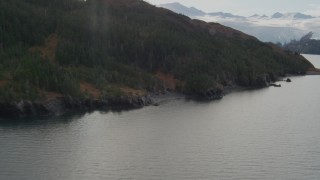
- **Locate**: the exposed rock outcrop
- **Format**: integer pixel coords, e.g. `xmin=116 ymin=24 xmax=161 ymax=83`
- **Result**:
xmin=0 ymin=95 xmax=154 ymax=118
xmin=201 ymin=88 xmax=224 ymax=100
xmin=252 ymin=74 xmax=272 ymax=87
xmin=270 ymin=83 xmax=281 ymax=87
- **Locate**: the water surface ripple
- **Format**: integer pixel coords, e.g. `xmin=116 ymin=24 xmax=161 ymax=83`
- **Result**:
xmin=0 ymin=54 xmax=320 ymax=180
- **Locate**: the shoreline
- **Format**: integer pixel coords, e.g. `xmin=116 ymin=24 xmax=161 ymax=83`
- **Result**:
xmin=306 ymin=71 xmax=320 ymax=75
xmin=0 ymin=89 xmax=231 ymax=119
xmin=0 ymin=74 xmax=309 ymax=119
xmin=0 ymin=95 xmax=156 ymax=119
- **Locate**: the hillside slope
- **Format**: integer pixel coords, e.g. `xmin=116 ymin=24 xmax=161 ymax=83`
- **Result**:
xmin=0 ymin=0 xmax=313 ymax=105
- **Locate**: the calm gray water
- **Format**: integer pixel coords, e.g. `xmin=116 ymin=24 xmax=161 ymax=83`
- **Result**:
xmin=0 ymin=55 xmax=320 ymax=180
xmin=304 ymin=54 xmax=320 ymax=68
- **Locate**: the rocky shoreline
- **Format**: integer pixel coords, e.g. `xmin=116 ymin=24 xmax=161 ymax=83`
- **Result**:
xmin=0 ymin=95 xmax=155 ymax=118
xmin=0 ymin=74 xmax=301 ymax=119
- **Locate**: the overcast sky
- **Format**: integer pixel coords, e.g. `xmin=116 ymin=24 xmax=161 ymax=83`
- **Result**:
xmin=145 ymin=0 xmax=320 ymax=16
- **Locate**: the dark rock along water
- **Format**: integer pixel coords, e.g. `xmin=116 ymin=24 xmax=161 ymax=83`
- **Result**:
xmin=0 ymin=54 xmax=320 ymax=180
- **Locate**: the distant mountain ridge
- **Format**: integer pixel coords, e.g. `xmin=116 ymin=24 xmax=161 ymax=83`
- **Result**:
xmin=284 ymin=32 xmax=320 ymax=55
xmin=208 ymin=12 xmax=245 ymax=19
xmin=159 ymin=2 xmax=206 ymax=16
xmin=159 ymin=2 xmax=320 ymax=43
xmin=159 ymin=2 xmax=242 ymax=18
xmin=159 ymin=2 xmax=316 ymax=20
xmin=271 ymin=12 xmax=315 ymax=19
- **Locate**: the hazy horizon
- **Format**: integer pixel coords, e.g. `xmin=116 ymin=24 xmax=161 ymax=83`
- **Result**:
xmin=145 ymin=0 xmax=320 ymax=16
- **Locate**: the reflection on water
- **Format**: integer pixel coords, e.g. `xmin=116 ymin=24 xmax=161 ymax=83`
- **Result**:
xmin=1 ymin=55 xmax=320 ymax=180
xmin=0 ymin=113 xmax=85 ymax=128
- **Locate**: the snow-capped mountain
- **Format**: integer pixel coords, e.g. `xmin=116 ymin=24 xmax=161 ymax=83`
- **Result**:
xmin=159 ymin=2 xmax=320 ymax=43
xmin=159 ymin=2 xmax=206 ymax=16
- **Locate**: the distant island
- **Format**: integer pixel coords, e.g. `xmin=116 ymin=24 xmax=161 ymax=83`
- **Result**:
xmin=0 ymin=0 xmax=313 ymax=118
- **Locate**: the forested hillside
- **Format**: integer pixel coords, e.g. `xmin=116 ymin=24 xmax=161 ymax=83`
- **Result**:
xmin=0 ymin=0 xmax=313 ymax=102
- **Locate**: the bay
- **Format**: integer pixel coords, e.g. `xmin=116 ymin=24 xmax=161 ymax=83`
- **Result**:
xmin=1 ymin=55 xmax=320 ymax=180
